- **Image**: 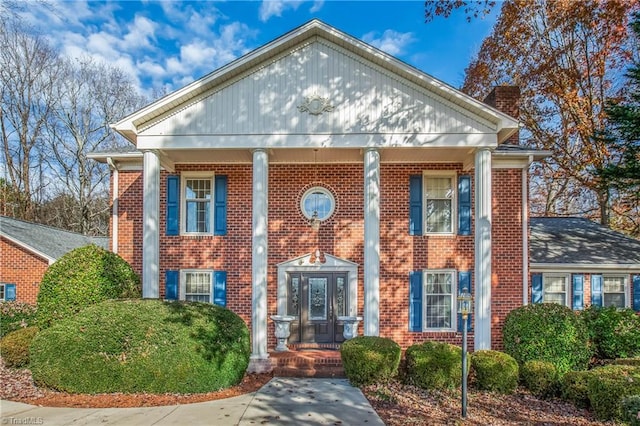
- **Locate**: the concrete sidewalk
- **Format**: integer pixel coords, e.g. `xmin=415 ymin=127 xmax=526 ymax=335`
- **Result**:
xmin=0 ymin=377 xmax=385 ymax=426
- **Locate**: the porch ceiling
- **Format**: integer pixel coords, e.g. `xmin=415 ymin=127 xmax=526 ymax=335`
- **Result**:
xmin=160 ymin=147 xmax=474 ymax=165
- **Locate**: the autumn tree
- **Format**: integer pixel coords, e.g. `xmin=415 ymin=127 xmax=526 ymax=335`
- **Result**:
xmin=458 ymin=0 xmax=639 ymax=232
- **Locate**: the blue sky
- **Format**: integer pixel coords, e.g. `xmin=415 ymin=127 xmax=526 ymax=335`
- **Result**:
xmin=15 ymin=0 xmax=499 ymax=97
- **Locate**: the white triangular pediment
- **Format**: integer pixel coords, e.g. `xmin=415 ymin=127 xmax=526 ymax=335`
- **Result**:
xmin=277 ymin=252 xmax=358 ymax=268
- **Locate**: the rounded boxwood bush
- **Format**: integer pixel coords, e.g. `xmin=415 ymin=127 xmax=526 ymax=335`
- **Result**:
xmin=0 ymin=326 xmax=39 ymax=368
xmin=587 ymin=365 xmax=640 ymax=421
xmin=521 ymin=360 xmax=558 ymax=398
xmin=621 ymin=395 xmax=640 ymax=426
xmin=561 ymin=370 xmax=592 ymax=409
xmin=340 ymin=336 xmax=401 ymax=386
xmin=405 ymin=341 xmax=462 ymax=391
xmin=30 ymin=299 xmax=250 ymax=394
xmin=36 ymin=245 xmax=140 ymax=328
xmin=582 ymin=305 xmax=640 ymax=360
xmin=0 ymin=302 xmax=37 ymax=338
xmin=503 ymin=303 xmax=591 ymax=375
xmin=471 ymin=350 xmax=519 ymax=394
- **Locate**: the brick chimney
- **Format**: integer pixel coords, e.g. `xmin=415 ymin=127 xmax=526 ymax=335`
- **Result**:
xmin=483 ymin=86 xmax=520 ymax=145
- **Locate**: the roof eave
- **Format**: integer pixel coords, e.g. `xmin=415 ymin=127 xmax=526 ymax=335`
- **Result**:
xmin=0 ymin=233 xmax=56 ymax=264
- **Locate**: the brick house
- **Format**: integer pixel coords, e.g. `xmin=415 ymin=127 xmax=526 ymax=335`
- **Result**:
xmin=0 ymin=216 xmax=108 ymax=304
xmin=90 ymin=20 xmax=639 ymax=372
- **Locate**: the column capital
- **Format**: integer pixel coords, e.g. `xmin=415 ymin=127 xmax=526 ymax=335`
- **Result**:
xmin=363 ymin=147 xmax=379 ymax=154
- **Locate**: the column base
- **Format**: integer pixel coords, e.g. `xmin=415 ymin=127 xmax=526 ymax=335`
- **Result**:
xmin=248 ymin=356 xmax=272 ymax=374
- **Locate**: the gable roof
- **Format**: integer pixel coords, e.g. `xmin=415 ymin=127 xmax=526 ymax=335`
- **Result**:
xmin=530 ymin=217 xmax=640 ymax=268
xmin=113 ymin=19 xmax=518 ymax=146
xmin=0 ymin=216 xmax=108 ymax=264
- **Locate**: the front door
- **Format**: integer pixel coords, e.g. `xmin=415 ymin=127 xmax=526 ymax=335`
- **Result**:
xmin=286 ymin=272 xmax=348 ymax=344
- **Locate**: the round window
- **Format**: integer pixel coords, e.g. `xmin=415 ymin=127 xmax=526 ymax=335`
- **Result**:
xmin=300 ymin=186 xmax=335 ymax=221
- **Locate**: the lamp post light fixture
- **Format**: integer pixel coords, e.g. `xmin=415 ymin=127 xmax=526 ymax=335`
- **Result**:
xmin=457 ymin=290 xmax=473 ymax=418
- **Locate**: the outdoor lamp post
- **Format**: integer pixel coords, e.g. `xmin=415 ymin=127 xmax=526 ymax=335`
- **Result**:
xmin=457 ymin=291 xmax=473 ymax=418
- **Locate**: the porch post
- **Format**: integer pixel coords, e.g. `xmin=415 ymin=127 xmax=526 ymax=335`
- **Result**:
xmin=474 ymin=147 xmax=492 ymax=349
xmin=142 ymin=150 xmax=160 ymax=299
xmin=249 ymin=148 xmax=270 ymax=372
xmin=363 ymin=148 xmax=380 ymax=336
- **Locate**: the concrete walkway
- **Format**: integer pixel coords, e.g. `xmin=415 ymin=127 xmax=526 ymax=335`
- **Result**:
xmin=0 ymin=377 xmax=385 ymax=426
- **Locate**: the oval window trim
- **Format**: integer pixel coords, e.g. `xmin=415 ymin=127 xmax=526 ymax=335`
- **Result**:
xmin=300 ymin=186 xmax=336 ymax=221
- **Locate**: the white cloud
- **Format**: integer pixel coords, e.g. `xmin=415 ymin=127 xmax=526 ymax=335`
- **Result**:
xmin=122 ymin=15 xmax=158 ymax=50
xmin=309 ymin=0 xmax=324 ymax=13
xmin=259 ymin=0 xmax=304 ymax=22
xmin=362 ymin=29 xmax=415 ymax=56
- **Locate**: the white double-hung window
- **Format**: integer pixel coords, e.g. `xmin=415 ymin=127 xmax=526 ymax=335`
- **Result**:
xmin=424 ymin=270 xmax=456 ymax=330
xmin=602 ymin=275 xmax=627 ymax=308
xmin=424 ymin=173 xmax=455 ymax=234
xmin=542 ymin=274 xmax=569 ymax=306
xmin=182 ymin=173 xmax=214 ymax=234
xmin=182 ymin=270 xmax=213 ymax=303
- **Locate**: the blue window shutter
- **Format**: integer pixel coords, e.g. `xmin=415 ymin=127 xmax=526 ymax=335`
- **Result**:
xmin=632 ymin=274 xmax=640 ymax=312
xmin=532 ymin=273 xmax=543 ymax=304
xmin=214 ymin=271 xmax=227 ymax=307
xmin=591 ymin=274 xmax=603 ymax=307
xmin=409 ymin=271 xmax=423 ymax=331
xmin=166 ymin=175 xmax=180 ymax=236
xmin=5 ymin=284 xmax=16 ymax=301
xmin=409 ymin=175 xmax=422 ymax=235
xmin=457 ymin=271 xmax=473 ymax=332
xmin=165 ymin=271 xmax=179 ymax=300
xmin=214 ymin=175 xmax=227 ymax=236
xmin=572 ymin=274 xmax=584 ymax=310
xmin=458 ymin=175 xmax=471 ymax=236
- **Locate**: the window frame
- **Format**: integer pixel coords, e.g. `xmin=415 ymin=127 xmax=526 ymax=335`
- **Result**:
xmin=422 ymin=171 xmax=457 ymax=235
xmin=300 ymin=186 xmax=336 ymax=222
xmin=542 ymin=273 xmax=570 ymax=307
xmin=423 ymin=269 xmax=457 ymax=332
xmin=180 ymin=269 xmax=214 ymax=303
xmin=180 ymin=172 xmax=215 ymax=235
xmin=602 ymin=274 xmax=628 ymax=308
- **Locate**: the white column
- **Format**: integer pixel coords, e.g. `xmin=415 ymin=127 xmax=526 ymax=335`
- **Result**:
xmin=249 ymin=149 xmax=269 ymax=371
xmin=363 ymin=148 xmax=380 ymax=336
xmin=474 ymin=148 xmax=492 ymax=349
xmin=142 ymin=150 xmax=160 ymax=299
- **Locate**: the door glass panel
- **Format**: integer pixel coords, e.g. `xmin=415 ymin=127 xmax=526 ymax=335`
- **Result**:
xmin=289 ymin=277 xmax=300 ymax=316
xmin=309 ymin=277 xmax=328 ymax=320
xmin=336 ymin=277 xmax=345 ymax=317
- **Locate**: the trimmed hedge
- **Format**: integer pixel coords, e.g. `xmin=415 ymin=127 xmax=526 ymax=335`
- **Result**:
xmin=471 ymin=350 xmax=519 ymax=394
xmin=613 ymin=358 xmax=640 ymax=367
xmin=0 ymin=302 xmax=37 ymax=338
xmin=30 ymin=299 xmax=250 ymax=394
xmin=621 ymin=395 xmax=640 ymax=426
xmin=503 ymin=303 xmax=591 ymax=375
xmin=0 ymin=326 xmax=39 ymax=368
xmin=405 ymin=341 xmax=462 ymax=391
xmin=586 ymin=365 xmax=640 ymax=421
xmin=36 ymin=245 xmax=140 ymax=328
xmin=340 ymin=336 xmax=401 ymax=386
xmin=582 ymin=306 xmax=640 ymax=360
xmin=561 ymin=370 xmax=592 ymax=409
xmin=520 ymin=360 xmax=558 ymax=398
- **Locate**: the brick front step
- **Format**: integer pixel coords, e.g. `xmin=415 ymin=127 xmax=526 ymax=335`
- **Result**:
xmin=270 ymin=347 xmax=345 ymax=378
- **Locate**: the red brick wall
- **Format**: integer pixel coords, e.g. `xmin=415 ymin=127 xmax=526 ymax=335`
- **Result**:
xmin=0 ymin=237 xmax=49 ymax=304
xmin=483 ymin=86 xmax=520 ymax=145
xmin=115 ymin=162 xmax=526 ymax=351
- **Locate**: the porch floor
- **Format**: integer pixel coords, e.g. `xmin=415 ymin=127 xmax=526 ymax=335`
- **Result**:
xmin=270 ymin=343 xmax=344 ymax=378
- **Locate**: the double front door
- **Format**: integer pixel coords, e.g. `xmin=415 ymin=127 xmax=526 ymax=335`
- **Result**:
xmin=286 ymin=272 xmax=347 ymax=344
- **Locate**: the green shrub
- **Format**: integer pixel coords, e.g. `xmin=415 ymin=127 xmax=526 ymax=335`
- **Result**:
xmin=621 ymin=395 xmax=640 ymax=426
xmin=405 ymin=341 xmax=462 ymax=391
xmin=471 ymin=350 xmax=518 ymax=394
xmin=30 ymin=299 xmax=250 ymax=394
xmin=582 ymin=305 xmax=640 ymax=360
xmin=0 ymin=302 xmax=37 ymax=337
xmin=503 ymin=303 xmax=591 ymax=375
xmin=561 ymin=370 xmax=592 ymax=409
xmin=520 ymin=360 xmax=558 ymax=398
xmin=614 ymin=358 xmax=640 ymax=367
xmin=36 ymin=245 xmax=140 ymax=328
xmin=587 ymin=365 xmax=640 ymax=421
xmin=340 ymin=336 xmax=401 ymax=386
xmin=0 ymin=326 xmax=39 ymax=368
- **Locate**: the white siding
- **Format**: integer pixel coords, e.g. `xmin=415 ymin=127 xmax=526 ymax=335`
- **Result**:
xmin=141 ymin=39 xmax=494 ymax=140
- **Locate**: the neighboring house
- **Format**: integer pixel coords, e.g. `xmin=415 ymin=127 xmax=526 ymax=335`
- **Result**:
xmin=0 ymin=215 xmax=108 ymax=303
xmin=88 ymin=20 xmax=637 ymax=373
xmin=530 ymin=217 xmax=640 ymax=311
